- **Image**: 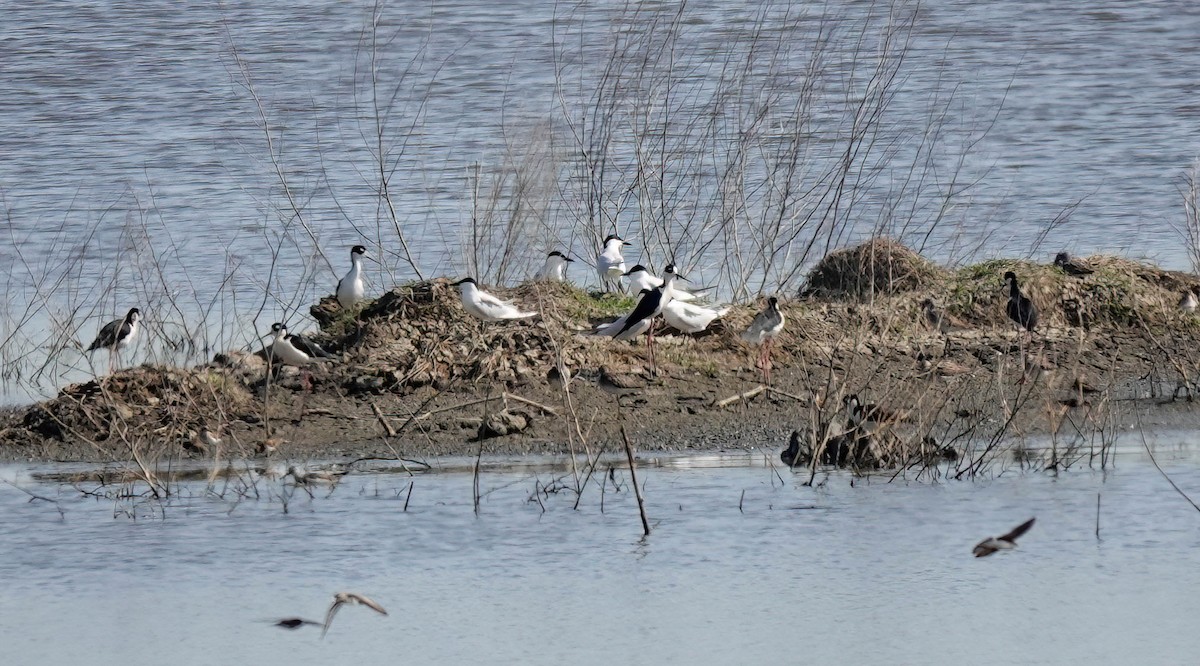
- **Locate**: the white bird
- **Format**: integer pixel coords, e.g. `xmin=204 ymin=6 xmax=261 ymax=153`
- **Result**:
xmin=597 ymin=234 xmax=631 ymax=292
xmin=1180 ymin=291 xmax=1198 ymax=313
xmin=336 ymin=245 xmax=368 ymax=308
xmin=265 ymin=323 xmax=332 ymax=366
xmin=453 ymin=278 xmax=537 ymax=321
xmin=623 ymin=264 xmax=708 ymax=302
xmin=86 ymin=307 xmax=141 ymax=372
xmin=322 ymin=592 xmax=389 ymax=638
xmin=535 ymin=251 xmax=574 ymax=282
xmin=742 ymin=297 xmax=785 ymax=385
xmin=662 ymin=299 xmax=729 ymax=334
xmin=973 ymin=517 xmax=1036 ymax=558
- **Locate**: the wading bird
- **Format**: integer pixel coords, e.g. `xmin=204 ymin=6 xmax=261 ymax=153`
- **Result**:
xmin=605 ymin=265 xmax=685 ymax=373
xmin=842 ymin=394 xmax=907 ymax=434
xmin=1053 ymin=252 xmax=1093 ymax=277
xmin=266 ymin=323 xmax=332 ymax=367
xmin=1003 ymin=271 xmax=1038 ymax=335
xmin=86 ymin=307 xmax=141 ymax=372
xmin=973 ymin=517 xmax=1036 ymax=557
xmin=336 ymin=245 xmax=369 ymax=308
xmin=452 ymin=278 xmax=537 ymax=322
xmin=597 ymin=234 xmax=631 ymax=293
xmin=535 ymin=251 xmax=574 ymax=282
xmin=322 ymin=592 xmax=389 ymax=638
xmin=741 ymin=297 xmax=785 ymax=385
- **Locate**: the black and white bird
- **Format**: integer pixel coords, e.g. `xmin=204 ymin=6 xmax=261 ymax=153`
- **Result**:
xmin=452 ymin=278 xmax=537 ymax=321
xmin=593 ymin=289 xmax=655 ymax=340
xmin=535 ymin=251 xmax=574 ymax=282
xmin=741 ymin=297 xmax=785 ymax=385
xmin=623 ymin=265 xmax=706 ymax=302
xmin=265 ymin=323 xmax=332 ymax=367
xmin=336 ymin=245 xmax=368 ymax=308
xmin=322 ymin=592 xmax=389 ymax=638
xmin=973 ymin=517 xmax=1036 ymax=558
xmin=1053 ymin=252 xmax=1093 ymax=277
xmin=86 ymin=307 xmax=141 ymax=372
xmin=1003 ymin=271 xmax=1038 ymax=335
xmin=597 ymin=234 xmax=631 ymax=292
xmin=842 ymin=394 xmax=907 ymax=433
xmin=605 ymin=265 xmax=686 ymax=372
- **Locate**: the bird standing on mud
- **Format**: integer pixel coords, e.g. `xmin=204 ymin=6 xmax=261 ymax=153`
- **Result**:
xmin=606 ymin=265 xmax=686 ymax=372
xmin=452 ymin=277 xmax=537 ymax=322
xmin=597 ymin=234 xmax=631 ymax=293
xmin=1003 ymin=271 xmax=1038 ymax=335
xmin=535 ymin=251 xmax=574 ymax=282
xmin=741 ymin=297 xmax=784 ymax=385
xmin=86 ymin=307 xmax=141 ymax=372
xmin=266 ymin=323 xmax=332 ymax=367
xmin=1053 ymin=252 xmax=1093 ymax=277
xmin=973 ymin=517 xmax=1036 ymax=557
xmin=336 ymin=245 xmax=369 ymax=308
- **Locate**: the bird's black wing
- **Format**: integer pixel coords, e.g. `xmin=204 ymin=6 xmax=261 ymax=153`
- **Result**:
xmin=999 ymin=517 xmax=1036 ymax=543
xmin=614 ymin=288 xmax=662 ymax=337
xmin=288 ymin=333 xmax=331 ymax=358
xmin=1021 ymin=297 xmax=1038 ymax=332
xmin=86 ymin=318 xmax=122 ymax=351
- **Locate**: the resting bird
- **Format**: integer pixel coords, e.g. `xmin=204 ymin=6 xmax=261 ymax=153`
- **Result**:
xmin=597 ymin=234 xmax=631 ymax=292
xmin=623 ymin=265 xmax=706 ymax=302
xmin=452 ymin=277 xmax=537 ymax=321
xmin=662 ymin=300 xmax=729 ymax=335
xmin=1003 ymin=271 xmax=1038 ymax=334
xmin=973 ymin=517 xmax=1036 ymax=557
xmin=1053 ymin=252 xmax=1093 ymax=277
xmin=741 ymin=297 xmax=785 ymax=385
xmin=322 ymin=592 xmax=389 ymax=638
xmin=336 ymin=245 xmax=368 ymax=308
xmin=535 ymin=251 xmax=574 ymax=282
xmin=921 ymin=298 xmax=969 ymax=333
xmin=1180 ymin=291 xmax=1198 ymax=313
xmin=86 ymin=307 xmax=142 ymax=372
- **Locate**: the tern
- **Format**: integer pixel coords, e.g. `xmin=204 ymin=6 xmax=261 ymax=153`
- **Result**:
xmin=662 ymin=299 xmax=729 ymax=335
xmin=322 ymin=592 xmax=389 ymax=638
xmin=336 ymin=245 xmax=368 ymax=308
xmin=597 ymin=234 xmax=631 ymax=292
xmin=623 ymin=265 xmax=705 ymax=302
xmin=452 ymin=277 xmax=537 ymax=321
xmin=741 ymin=297 xmax=785 ymax=385
xmin=86 ymin=307 xmax=141 ymax=372
xmin=973 ymin=517 xmax=1036 ymax=557
xmin=1180 ymin=291 xmax=1198 ymax=313
xmin=535 ymin=251 xmax=574 ymax=282
xmin=1053 ymin=252 xmax=1093 ymax=277
xmin=1003 ymin=271 xmax=1038 ymax=335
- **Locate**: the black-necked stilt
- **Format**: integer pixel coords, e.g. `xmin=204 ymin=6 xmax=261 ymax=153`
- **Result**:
xmin=336 ymin=245 xmax=368 ymax=308
xmin=274 ymin=617 xmax=323 ymax=630
xmin=662 ymin=299 xmax=729 ymax=334
xmin=623 ymin=264 xmax=706 ymax=302
xmin=86 ymin=307 xmax=141 ymax=372
xmin=452 ymin=277 xmax=537 ymax=321
xmin=842 ymin=394 xmax=906 ymax=433
xmin=1180 ymin=291 xmax=1198 ymax=313
xmin=322 ymin=592 xmax=388 ymax=638
xmin=1053 ymin=252 xmax=1093 ymax=277
xmin=1003 ymin=271 xmax=1038 ymax=334
xmin=597 ymin=234 xmax=631 ymax=292
xmin=266 ymin=323 xmax=332 ymax=366
xmin=535 ymin=251 xmax=574 ymax=282
xmin=593 ymin=289 xmax=655 ymax=339
xmin=973 ymin=517 xmax=1036 ymax=557
xmin=741 ymin=297 xmax=784 ymax=385
xmin=606 ymin=264 xmax=685 ymax=373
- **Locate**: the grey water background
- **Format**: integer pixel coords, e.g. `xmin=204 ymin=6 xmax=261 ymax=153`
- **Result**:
xmin=2 ymin=441 xmax=1200 ymax=664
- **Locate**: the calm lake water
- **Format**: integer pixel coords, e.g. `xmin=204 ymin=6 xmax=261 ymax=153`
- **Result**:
xmin=2 ymin=439 xmax=1200 ymax=664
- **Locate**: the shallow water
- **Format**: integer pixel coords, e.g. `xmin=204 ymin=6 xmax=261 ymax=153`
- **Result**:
xmin=3 ymin=440 xmax=1200 ymax=664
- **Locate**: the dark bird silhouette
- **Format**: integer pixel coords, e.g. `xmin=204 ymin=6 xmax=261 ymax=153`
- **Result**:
xmin=1003 ymin=271 xmax=1038 ymax=333
xmin=973 ymin=517 xmax=1036 ymax=557
xmin=1053 ymin=252 xmax=1093 ymax=277
xmin=274 ymin=617 xmax=323 ymax=630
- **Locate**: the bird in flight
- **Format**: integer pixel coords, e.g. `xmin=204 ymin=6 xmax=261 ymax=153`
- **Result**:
xmin=973 ymin=517 xmax=1036 ymax=557
xmin=322 ymin=592 xmax=389 ymax=638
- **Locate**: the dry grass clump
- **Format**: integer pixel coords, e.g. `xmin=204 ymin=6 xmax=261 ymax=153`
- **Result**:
xmin=805 ymin=238 xmax=947 ymax=299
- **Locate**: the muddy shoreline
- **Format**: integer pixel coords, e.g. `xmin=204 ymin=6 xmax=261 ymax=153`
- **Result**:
xmin=4 ymin=242 xmax=1200 ymax=466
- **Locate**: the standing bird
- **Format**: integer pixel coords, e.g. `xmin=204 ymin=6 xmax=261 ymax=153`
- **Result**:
xmin=1003 ymin=271 xmax=1038 ymax=335
xmin=741 ymin=297 xmax=785 ymax=385
xmin=535 ymin=251 xmax=574 ymax=282
xmin=452 ymin=278 xmax=537 ymax=322
xmin=605 ymin=265 xmax=685 ymax=373
xmin=86 ymin=307 xmax=142 ymax=372
xmin=843 ymin=394 xmax=907 ymax=433
xmin=265 ymin=323 xmax=332 ymax=367
xmin=597 ymin=234 xmax=631 ymax=293
xmin=623 ymin=265 xmax=706 ymax=302
xmin=1179 ymin=291 xmax=1198 ymax=313
xmin=593 ymin=289 xmax=655 ymax=340
xmin=973 ymin=517 xmax=1036 ymax=557
xmin=322 ymin=592 xmax=389 ymax=638
xmin=336 ymin=245 xmax=368 ymax=308
xmin=1053 ymin=252 xmax=1093 ymax=277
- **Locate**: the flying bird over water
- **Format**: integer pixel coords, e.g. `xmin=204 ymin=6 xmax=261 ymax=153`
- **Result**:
xmin=86 ymin=307 xmax=141 ymax=372
xmin=452 ymin=277 xmax=537 ymax=321
xmin=274 ymin=617 xmax=323 ymax=630
xmin=597 ymin=234 xmax=631 ymax=293
xmin=336 ymin=245 xmax=369 ymax=308
xmin=535 ymin=251 xmax=574 ymax=282
xmin=973 ymin=517 xmax=1036 ymax=557
xmin=322 ymin=592 xmax=389 ymax=638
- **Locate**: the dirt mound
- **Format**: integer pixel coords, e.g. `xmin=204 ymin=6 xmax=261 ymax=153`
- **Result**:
xmin=806 ymin=239 xmax=946 ymax=299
